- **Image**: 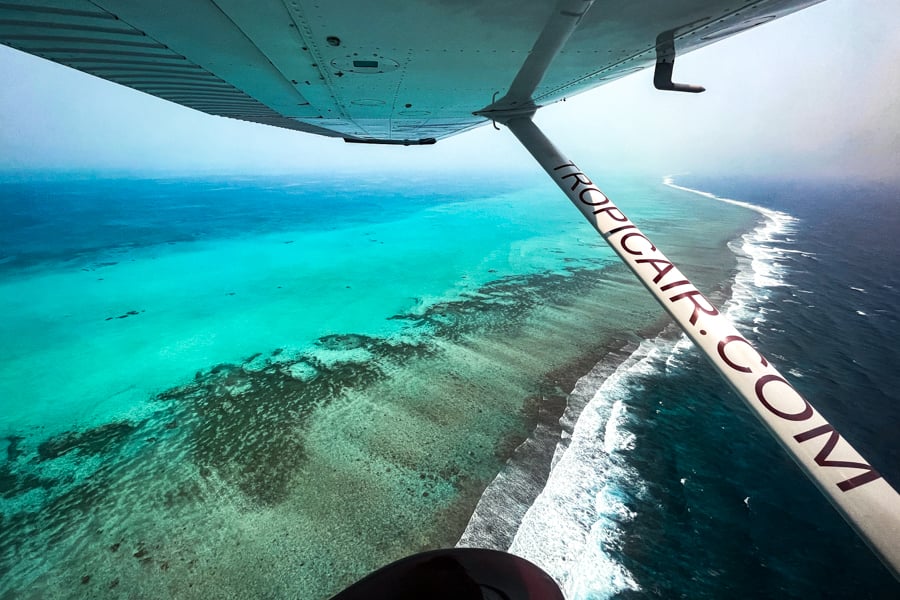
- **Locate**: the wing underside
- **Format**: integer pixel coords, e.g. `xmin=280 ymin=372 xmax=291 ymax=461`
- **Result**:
xmin=0 ymin=0 xmax=821 ymax=143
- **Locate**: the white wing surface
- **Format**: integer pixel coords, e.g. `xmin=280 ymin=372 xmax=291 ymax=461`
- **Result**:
xmin=1 ymin=0 xmax=821 ymax=143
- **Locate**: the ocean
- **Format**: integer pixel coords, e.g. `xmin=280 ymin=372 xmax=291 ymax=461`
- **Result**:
xmin=0 ymin=171 xmax=897 ymax=599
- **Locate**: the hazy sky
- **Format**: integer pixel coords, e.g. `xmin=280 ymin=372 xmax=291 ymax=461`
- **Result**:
xmin=0 ymin=0 xmax=898 ymax=180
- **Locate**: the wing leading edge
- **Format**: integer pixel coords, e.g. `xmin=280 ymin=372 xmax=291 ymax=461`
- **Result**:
xmin=0 ymin=0 xmax=822 ymax=144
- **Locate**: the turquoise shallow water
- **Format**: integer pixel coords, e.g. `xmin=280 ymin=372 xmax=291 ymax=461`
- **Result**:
xmin=0 ymin=173 xmax=754 ymax=598
xmin=0 ymin=175 xmax=607 ymax=434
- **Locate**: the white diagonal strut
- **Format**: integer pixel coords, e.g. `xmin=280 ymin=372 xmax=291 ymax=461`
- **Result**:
xmin=503 ymin=115 xmax=900 ymax=580
xmin=477 ymin=0 xmax=596 ymax=120
xmin=500 ymin=0 xmax=596 ymax=107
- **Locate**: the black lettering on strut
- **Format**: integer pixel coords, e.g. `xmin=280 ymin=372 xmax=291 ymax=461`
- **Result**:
xmin=755 ymin=374 xmax=813 ymax=421
xmin=620 ymin=232 xmax=656 ymax=255
xmin=560 ymin=170 xmax=593 ymax=191
xmin=659 ymin=279 xmax=690 ymax=292
xmin=717 ymin=335 xmax=769 ymax=373
xmin=668 ymin=288 xmax=719 ymax=324
xmin=636 ymin=258 xmax=676 ymax=283
xmin=579 ymin=187 xmax=609 ymax=206
xmin=593 ymin=205 xmax=628 ymax=221
xmin=794 ymin=424 xmax=882 ymax=491
xmin=605 ymin=224 xmax=636 ymax=237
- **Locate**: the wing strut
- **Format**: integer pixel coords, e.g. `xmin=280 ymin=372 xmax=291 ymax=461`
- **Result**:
xmin=480 ymin=0 xmax=596 ymax=120
xmin=500 ymin=113 xmax=900 ymax=580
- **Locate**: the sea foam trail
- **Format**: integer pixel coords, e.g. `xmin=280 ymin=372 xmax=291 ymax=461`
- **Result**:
xmin=457 ymin=343 xmax=638 ymax=552
xmin=461 ymin=177 xmax=795 ymax=598
xmin=664 ymin=176 xmax=799 ymax=295
xmin=505 ymin=343 xmax=656 ymax=598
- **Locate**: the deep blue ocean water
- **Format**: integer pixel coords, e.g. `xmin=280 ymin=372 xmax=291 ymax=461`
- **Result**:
xmin=601 ymin=177 xmax=900 ymax=598
xmin=0 ymin=174 xmax=479 ymax=276
xmin=0 ymin=172 xmax=897 ymax=598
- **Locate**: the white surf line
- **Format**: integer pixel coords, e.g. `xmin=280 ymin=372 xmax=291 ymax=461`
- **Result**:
xmin=663 ymin=176 xmax=790 ymax=221
xmin=506 ymin=341 xmax=658 ymax=598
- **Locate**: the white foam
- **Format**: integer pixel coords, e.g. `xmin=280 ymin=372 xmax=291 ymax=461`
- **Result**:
xmin=664 ymin=178 xmax=796 ymax=327
xmin=505 ymin=341 xmax=665 ymax=597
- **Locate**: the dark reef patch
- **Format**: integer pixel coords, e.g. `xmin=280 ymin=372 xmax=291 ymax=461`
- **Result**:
xmin=0 ymin=464 xmax=58 ymax=499
xmin=104 ymin=309 xmax=144 ymax=321
xmin=316 ymin=333 xmax=375 ymax=351
xmin=388 ymin=267 xmax=611 ymax=341
xmin=4 ymin=436 xmax=23 ymax=463
xmin=154 ymin=333 xmax=435 ymax=506
xmin=37 ymin=422 xmax=139 ymax=461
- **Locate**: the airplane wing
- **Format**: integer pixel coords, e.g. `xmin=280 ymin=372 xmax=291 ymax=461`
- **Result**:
xmin=0 ymin=0 xmax=821 ymax=145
